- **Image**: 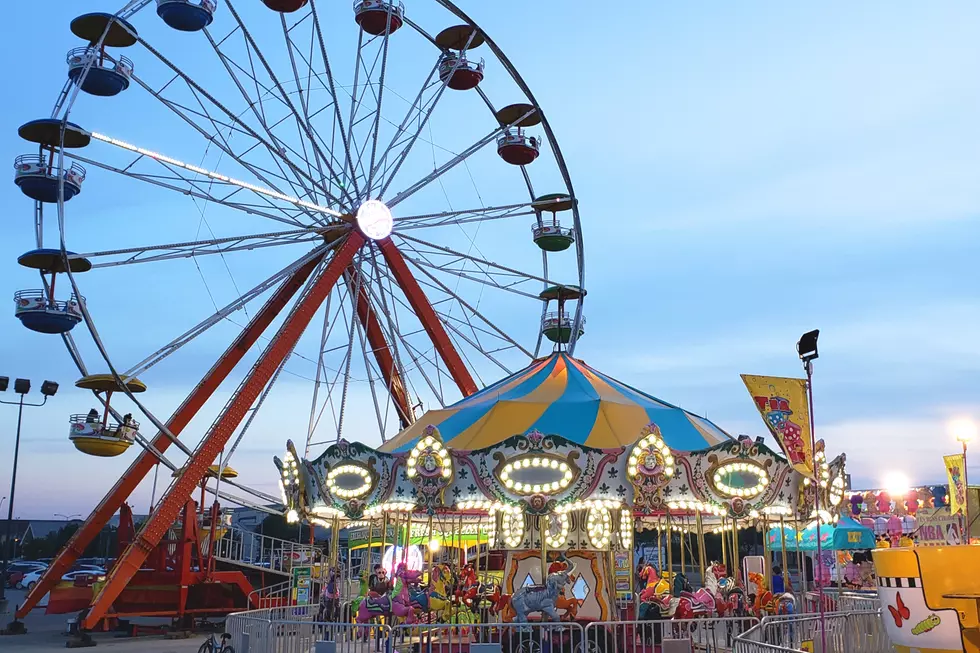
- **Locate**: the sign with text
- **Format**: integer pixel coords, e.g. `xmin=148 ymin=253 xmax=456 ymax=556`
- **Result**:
xmin=917 ymin=507 xmax=964 ymax=546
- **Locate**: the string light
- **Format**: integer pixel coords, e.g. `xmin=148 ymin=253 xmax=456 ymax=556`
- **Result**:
xmin=501 ymin=510 xmax=524 ymax=548
xmin=90 ymin=132 xmax=345 ymax=218
xmin=619 ymin=509 xmax=634 ymax=549
xmin=545 ymin=513 xmax=570 ymax=549
xmin=763 ymin=505 xmax=793 ymax=516
xmin=499 ymin=456 xmax=574 ymax=495
xmin=364 ymin=501 xmax=415 ymax=516
xmin=326 ymin=463 xmax=373 ymax=499
xmin=666 ymin=500 xmax=726 ymax=516
xmin=556 ymin=498 xmax=620 ymax=514
xmin=587 ymin=506 xmax=612 ymax=548
xmin=457 ymin=498 xmax=494 ymax=511
xmin=829 ymin=475 xmax=845 ymax=506
xmin=712 ymin=461 xmax=769 ymax=498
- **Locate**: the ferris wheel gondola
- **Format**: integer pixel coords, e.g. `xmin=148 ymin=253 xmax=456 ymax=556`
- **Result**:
xmin=13 ymin=0 xmax=586 ymax=628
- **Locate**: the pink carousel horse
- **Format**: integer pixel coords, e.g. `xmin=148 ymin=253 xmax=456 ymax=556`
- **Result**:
xmin=356 ymin=564 xmax=420 ymax=626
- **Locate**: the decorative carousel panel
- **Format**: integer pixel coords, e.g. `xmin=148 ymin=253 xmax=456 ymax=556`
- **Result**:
xmin=406 ymin=426 xmax=454 ymax=511
xmin=500 ymin=508 xmax=526 ymax=548
xmin=669 ymin=435 xmax=798 ymax=519
xmin=299 ymin=438 xmax=401 ymax=519
xmin=628 ymin=423 xmax=675 ymax=510
xmin=586 ymin=506 xmax=612 ymax=549
xmin=275 ymin=439 xmax=319 ymax=522
xmin=459 ymin=430 xmax=626 ymax=514
xmin=826 ymin=453 xmax=847 ymax=512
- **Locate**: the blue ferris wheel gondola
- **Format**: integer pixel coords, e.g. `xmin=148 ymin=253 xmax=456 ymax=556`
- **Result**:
xmin=67 ymin=47 xmax=134 ymax=97
xmin=157 ymin=0 xmax=217 ymax=32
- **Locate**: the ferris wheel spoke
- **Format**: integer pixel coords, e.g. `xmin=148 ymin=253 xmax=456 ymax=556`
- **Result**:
xmin=393 ymin=201 xmax=540 ymax=230
xmin=134 ymin=36 xmax=348 ymax=216
xmin=375 ymin=33 xmax=481 ymax=200
xmin=79 ymin=227 xmax=321 ymax=269
xmin=308 ymin=0 xmax=361 ymax=200
xmin=384 ymin=107 xmax=536 ymax=209
xmin=364 ymin=9 xmax=398 ymax=199
xmin=200 ymin=28 xmax=340 ymax=212
xmin=123 ymin=246 xmax=328 ymax=378
xmin=395 ymin=233 xmax=561 ymax=296
xmin=222 ymin=1 xmax=357 ymax=209
xmin=347 ymin=265 xmax=413 ymax=428
xmin=404 ymin=255 xmax=533 ymax=358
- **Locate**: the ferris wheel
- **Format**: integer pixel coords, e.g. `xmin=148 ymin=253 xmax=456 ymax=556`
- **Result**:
xmin=14 ymin=0 xmax=586 ymax=458
xmin=13 ymin=0 xmax=586 ymax=625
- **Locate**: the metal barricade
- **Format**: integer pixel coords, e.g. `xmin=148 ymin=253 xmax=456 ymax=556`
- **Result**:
xmin=732 ymin=611 xmax=888 ymax=653
xmin=586 ymin=617 xmax=760 ymax=653
xmin=226 ymin=612 xmax=273 ymax=653
xmin=264 ymin=621 xmax=391 ymax=653
xmin=391 ymin=621 xmax=584 ymax=653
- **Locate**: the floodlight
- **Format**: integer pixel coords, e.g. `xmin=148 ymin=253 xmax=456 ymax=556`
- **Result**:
xmin=40 ymin=380 xmax=59 ymax=397
xmin=797 ymin=330 xmax=819 ymax=363
xmin=13 ymin=378 xmax=30 ymax=394
xmin=0 ymin=377 xmax=7 ymax=392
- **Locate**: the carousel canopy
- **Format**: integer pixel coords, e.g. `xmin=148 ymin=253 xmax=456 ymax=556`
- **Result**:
xmin=381 ymin=352 xmax=730 ymax=452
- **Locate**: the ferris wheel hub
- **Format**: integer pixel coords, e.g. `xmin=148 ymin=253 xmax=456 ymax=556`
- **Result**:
xmin=356 ymin=200 xmax=394 ymax=240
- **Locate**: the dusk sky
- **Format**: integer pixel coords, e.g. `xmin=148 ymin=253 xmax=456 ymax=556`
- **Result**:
xmin=1 ymin=1 xmax=979 ymax=519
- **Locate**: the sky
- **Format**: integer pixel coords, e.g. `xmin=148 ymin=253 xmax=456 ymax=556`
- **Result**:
xmin=1 ymin=1 xmax=979 ymax=519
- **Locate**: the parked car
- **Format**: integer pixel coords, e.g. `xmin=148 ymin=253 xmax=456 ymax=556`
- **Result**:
xmin=4 ymin=561 xmax=47 ymax=589
xmin=19 ymin=566 xmax=105 ymax=590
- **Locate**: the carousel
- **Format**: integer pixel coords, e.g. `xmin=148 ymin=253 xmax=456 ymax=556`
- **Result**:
xmin=275 ymin=351 xmax=851 ymax=630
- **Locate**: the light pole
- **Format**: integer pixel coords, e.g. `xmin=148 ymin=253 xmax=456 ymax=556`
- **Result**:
xmin=0 ymin=377 xmax=58 ymax=603
xmin=797 ymin=330 xmax=827 ymax=652
xmin=951 ymin=418 xmax=977 ymax=544
xmin=54 ymin=513 xmax=81 ymax=521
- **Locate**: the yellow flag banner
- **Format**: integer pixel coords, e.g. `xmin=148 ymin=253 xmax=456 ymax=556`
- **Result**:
xmin=945 ymin=453 xmax=967 ymax=515
xmin=741 ymin=374 xmax=813 ymax=477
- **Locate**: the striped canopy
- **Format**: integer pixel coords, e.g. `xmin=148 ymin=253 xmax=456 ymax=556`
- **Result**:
xmin=380 ymin=352 xmax=730 ymax=453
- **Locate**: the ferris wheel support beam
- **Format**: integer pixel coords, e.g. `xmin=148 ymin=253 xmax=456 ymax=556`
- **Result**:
xmin=80 ymin=234 xmax=365 ymax=630
xmin=346 ymin=265 xmax=413 ymax=428
xmin=378 ymin=239 xmax=477 ymax=397
xmin=16 ymin=251 xmax=326 ymax=621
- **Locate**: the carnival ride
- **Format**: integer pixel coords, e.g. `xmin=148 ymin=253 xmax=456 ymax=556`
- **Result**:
xmin=273 ymin=354 xmax=852 ymax=642
xmin=12 ymin=0 xmax=586 ymax=631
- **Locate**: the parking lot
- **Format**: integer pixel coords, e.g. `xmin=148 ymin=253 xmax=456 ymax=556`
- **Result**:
xmin=1 ymin=590 xmax=208 ymax=652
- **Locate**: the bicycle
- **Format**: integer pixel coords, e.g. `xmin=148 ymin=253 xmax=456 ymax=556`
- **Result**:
xmin=198 ymin=632 xmax=234 ymax=653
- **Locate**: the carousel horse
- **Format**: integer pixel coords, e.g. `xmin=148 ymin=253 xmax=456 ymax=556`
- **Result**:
xmin=776 ymin=592 xmax=796 ymax=615
xmin=748 ymin=572 xmax=776 ymax=617
xmin=702 ymin=567 xmax=732 ymax=616
xmin=638 ymin=563 xmax=661 ymax=601
xmin=410 ymin=563 xmax=456 ymax=621
xmin=356 ymin=564 xmax=420 ymax=625
xmin=455 ymin=563 xmax=483 ymax=610
xmin=316 ymin=567 xmax=341 ymax=622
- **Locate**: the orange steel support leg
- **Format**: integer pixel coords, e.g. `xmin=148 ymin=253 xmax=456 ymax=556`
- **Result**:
xmin=378 ymin=239 xmax=478 ymax=396
xmin=17 ymin=253 xmax=323 ymax=618
xmin=346 ymin=266 xmax=413 ymax=427
xmin=81 ymin=234 xmax=365 ymax=629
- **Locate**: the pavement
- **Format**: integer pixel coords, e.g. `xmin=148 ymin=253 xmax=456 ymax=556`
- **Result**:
xmin=0 ymin=590 xmax=210 ymax=652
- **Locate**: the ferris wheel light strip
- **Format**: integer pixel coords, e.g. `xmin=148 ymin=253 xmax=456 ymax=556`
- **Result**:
xmin=90 ymin=132 xmax=345 ymax=218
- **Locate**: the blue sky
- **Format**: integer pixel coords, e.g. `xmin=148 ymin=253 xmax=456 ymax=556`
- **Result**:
xmin=1 ymin=1 xmax=979 ymax=518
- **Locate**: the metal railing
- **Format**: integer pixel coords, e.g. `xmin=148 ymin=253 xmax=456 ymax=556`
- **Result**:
xmin=212 ymin=525 xmax=323 ymax=576
xmin=14 ymin=289 xmax=84 ymax=315
xmin=353 ymin=0 xmax=405 ymax=18
xmin=586 ymin=616 xmax=760 ymax=653
xmin=66 ymin=47 xmax=135 ymax=76
xmin=13 ymin=154 xmax=87 ymax=181
xmin=734 ymin=611 xmax=888 ymax=653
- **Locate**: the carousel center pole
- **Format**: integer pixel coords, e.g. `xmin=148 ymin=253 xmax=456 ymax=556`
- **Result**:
xmin=721 ymin=517 xmax=728 ymax=571
xmin=679 ymin=517 xmax=686 ymax=577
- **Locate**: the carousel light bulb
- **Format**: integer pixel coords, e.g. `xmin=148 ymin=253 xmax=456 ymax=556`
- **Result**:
xmin=442 ymin=467 xmax=451 ymax=478
xmin=429 ymin=537 xmax=441 ymax=552
xmin=286 ymin=509 xmax=299 ymax=523
xmin=550 ymin=460 xmax=559 ymax=469
xmin=531 ymin=458 xmax=541 ymax=467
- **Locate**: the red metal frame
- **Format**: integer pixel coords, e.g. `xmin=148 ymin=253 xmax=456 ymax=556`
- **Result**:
xmin=80 ymin=234 xmax=365 ymax=629
xmin=16 ymin=253 xmax=323 ymax=618
xmin=378 ymin=238 xmax=478 ymax=396
xmin=346 ymin=265 xmax=413 ymax=427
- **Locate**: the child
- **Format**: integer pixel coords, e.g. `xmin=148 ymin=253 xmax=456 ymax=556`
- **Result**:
xmin=771 ymin=565 xmax=785 ymax=594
